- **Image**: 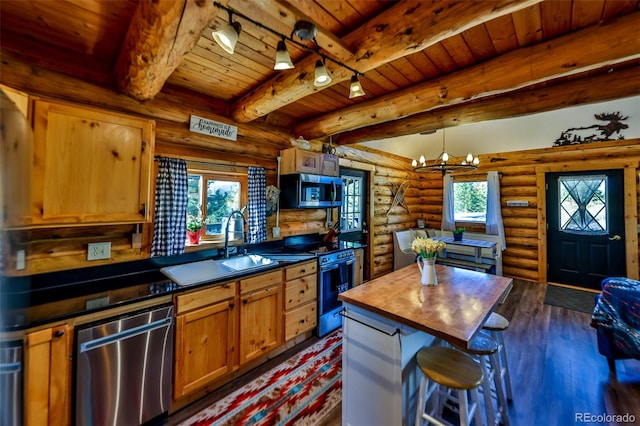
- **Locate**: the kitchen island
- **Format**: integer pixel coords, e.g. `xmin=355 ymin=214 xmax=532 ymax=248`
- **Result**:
xmin=338 ymin=263 xmax=513 ymax=426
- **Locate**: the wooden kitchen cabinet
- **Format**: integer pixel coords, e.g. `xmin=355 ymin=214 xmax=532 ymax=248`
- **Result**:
xmin=25 ymin=99 xmax=154 ymax=226
xmin=280 ymin=148 xmax=340 ymax=177
xmin=24 ymin=323 xmax=72 ymax=426
xmin=239 ymin=270 xmax=283 ymax=365
xmin=283 ymin=260 xmax=318 ymax=341
xmin=174 ymin=282 xmax=238 ymax=399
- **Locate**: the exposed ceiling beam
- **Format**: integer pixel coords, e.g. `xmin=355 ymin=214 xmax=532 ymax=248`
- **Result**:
xmin=296 ymin=12 xmax=640 ymax=139
xmin=115 ymin=0 xmax=220 ymax=101
xmin=229 ymin=0 xmax=542 ymax=123
xmin=334 ymin=63 xmax=640 ymax=145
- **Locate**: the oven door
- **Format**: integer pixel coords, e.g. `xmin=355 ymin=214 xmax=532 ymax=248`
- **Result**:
xmin=317 ymin=259 xmax=354 ymax=337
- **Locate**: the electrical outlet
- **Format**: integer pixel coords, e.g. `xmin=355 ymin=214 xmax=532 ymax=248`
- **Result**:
xmin=87 ymin=242 xmax=111 ymax=261
xmin=16 ymin=250 xmax=25 ymax=270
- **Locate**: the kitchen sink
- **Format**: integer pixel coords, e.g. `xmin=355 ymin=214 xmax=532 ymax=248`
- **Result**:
xmin=160 ymin=255 xmax=278 ymax=286
xmin=222 ymin=254 xmax=276 ymax=271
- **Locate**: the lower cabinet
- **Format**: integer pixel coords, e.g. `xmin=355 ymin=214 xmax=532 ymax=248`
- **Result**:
xmin=174 ymin=282 xmax=238 ymax=399
xmin=24 ymin=323 xmax=72 ymax=426
xmin=239 ymin=270 xmax=283 ymax=365
xmin=283 ymin=260 xmax=318 ymax=341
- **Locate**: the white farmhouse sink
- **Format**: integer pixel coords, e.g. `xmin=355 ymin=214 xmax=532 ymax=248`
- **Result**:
xmin=160 ymin=255 xmax=277 ymax=286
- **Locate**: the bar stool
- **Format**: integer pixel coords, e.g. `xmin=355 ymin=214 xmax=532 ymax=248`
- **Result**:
xmin=415 ymin=346 xmax=484 ymax=426
xmin=452 ymin=334 xmax=510 ymax=426
xmin=483 ymin=312 xmax=513 ymax=401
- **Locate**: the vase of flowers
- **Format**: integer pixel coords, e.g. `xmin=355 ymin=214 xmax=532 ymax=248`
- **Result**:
xmin=411 ymin=237 xmax=446 ymax=286
xmin=186 ymin=214 xmax=205 ymax=244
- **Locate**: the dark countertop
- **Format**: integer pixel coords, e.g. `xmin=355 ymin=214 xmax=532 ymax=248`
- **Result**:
xmin=0 ymin=247 xmax=305 ymax=332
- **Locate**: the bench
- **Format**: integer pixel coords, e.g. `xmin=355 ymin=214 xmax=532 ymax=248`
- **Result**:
xmin=433 ymin=231 xmax=503 ymax=276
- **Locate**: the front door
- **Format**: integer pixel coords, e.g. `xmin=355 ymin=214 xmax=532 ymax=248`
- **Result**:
xmin=339 ymin=168 xmax=370 ymax=280
xmin=546 ymin=169 xmax=625 ymax=289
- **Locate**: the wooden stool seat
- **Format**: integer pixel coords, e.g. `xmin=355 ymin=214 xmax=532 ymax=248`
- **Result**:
xmin=416 ymin=346 xmax=483 ymax=390
xmin=483 ymin=312 xmax=509 ymax=331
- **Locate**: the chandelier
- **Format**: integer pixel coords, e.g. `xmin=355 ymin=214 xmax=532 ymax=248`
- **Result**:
xmin=211 ymin=2 xmax=365 ymax=98
xmin=412 ymin=129 xmax=479 ymax=176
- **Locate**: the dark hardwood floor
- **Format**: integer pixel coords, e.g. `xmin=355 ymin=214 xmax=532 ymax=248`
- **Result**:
xmin=166 ymin=279 xmax=639 ymax=426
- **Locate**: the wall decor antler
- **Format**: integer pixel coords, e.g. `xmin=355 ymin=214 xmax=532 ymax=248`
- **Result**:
xmin=387 ymin=181 xmax=410 ymax=216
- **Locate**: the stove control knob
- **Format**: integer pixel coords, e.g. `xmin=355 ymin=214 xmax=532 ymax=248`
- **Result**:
xmin=321 ymin=257 xmax=328 ymax=264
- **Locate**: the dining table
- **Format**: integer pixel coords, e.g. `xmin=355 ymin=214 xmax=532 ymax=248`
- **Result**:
xmin=338 ymin=263 xmax=513 ymax=425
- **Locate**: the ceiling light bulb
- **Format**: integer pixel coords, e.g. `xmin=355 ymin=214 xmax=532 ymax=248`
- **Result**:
xmin=412 ymin=159 xmax=417 ymax=168
xmin=473 ymin=156 xmax=480 ymax=166
xmin=419 ymin=155 xmax=425 ymax=165
xmin=349 ymin=74 xmax=365 ymax=98
xmin=274 ymin=40 xmax=294 ymax=70
xmin=213 ymin=21 xmax=241 ymax=54
xmin=442 ymin=152 xmax=449 ymax=163
xmin=466 ymin=153 xmax=473 ymax=162
xmin=314 ymin=60 xmax=332 ymax=87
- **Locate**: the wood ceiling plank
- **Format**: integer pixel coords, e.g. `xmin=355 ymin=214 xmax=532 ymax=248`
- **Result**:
xmin=375 ymin=63 xmax=413 ymax=88
xmin=189 ymin=44 xmax=272 ymax=80
xmin=404 ymin=53 xmax=441 ymax=80
xmin=602 ymin=0 xmax=638 ymax=19
xmin=540 ymin=1 xmax=572 ymax=39
xmin=229 ymin=0 xmax=543 ymax=123
xmin=424 ymin=43 xmax=458 ymax=74
xmin=441 ymin=34 xmax=477 ymax=68
xmin=176 ymin=56 xmax=262 ymax=89
xmin=511 ymin=3 xmax=543 ymax=46
xmin=334 ymin=63 xmax=640 ymax=145
xmin=484 ymin=15 xmax=518 ymax=54
xmin=295 ymin=13 xmax=640 ymax=138
xmin=115 ymin=0 xmax=219 ymax=101
xmin=571 ymin=0 xmax=605 ymax=30
xmin=462 ymin=24 xmax=497 ymax=62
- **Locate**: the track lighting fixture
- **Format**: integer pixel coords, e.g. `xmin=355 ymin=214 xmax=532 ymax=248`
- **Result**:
xmin=274 ymin=38 xmax=294 ymax=70
xmin=349 ymin=74 xmax=365 ymax=98
xmin=212 ymin=2 xmax=364 ymax=98
xmin=212 ymin=10 xmax=241 ymax=54
xmin=314 ymin=59 xmax=332 ymax=87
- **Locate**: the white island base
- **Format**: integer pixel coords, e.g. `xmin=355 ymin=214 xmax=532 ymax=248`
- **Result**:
xmin=341 ymin=303 xmax=435 ymax=426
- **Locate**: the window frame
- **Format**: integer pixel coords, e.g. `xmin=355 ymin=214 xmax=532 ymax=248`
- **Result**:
xmin=452 ymin=175 xmax=488 ymax=226
xmin=187 ymin=163 xmax=248 ymax=244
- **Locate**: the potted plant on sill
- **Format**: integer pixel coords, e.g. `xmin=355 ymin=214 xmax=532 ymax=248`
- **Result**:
xmin=186 ymin=214 xmax=205 ymax=244
xmin=452 ymin=227 xmax=465 ymax=242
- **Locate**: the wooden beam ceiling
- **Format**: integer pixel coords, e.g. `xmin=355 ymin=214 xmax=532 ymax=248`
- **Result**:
xmin=228 ymin=0 xmax=543 ymax=123
xmin=297 ymin=12 xmax=640 ymax=140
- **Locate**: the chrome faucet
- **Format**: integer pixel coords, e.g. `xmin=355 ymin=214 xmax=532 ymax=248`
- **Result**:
xmin=224 ymin=207 xmax=247 ymax=258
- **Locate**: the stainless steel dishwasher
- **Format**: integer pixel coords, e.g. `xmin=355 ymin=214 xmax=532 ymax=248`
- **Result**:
xmin=75 ymin=304 xmax=174 ymax=426
xmin=0 ymin=341 xmax=22 ymax=426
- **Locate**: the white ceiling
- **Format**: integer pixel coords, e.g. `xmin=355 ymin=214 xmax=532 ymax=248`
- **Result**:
xmin=360 ymin=95 xmax=640 ymax=163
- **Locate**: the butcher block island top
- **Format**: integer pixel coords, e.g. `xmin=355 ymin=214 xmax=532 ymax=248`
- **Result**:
xmin=338 ymin=263 xmax=513 ymax=348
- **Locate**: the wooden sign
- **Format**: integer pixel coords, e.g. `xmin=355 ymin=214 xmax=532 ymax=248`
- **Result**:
xmin=190 ymin=115 xmax=238 ymax=141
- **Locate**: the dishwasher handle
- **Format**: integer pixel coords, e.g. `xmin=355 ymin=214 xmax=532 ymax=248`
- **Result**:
xmin=0 ymin=362 xmax=21 ymax=374
xmin=79 ymin=317 xmax=173 ymax=353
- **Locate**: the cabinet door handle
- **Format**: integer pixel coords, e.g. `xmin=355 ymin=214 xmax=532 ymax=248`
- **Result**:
xmin=139 ymin=203 xmax=147 ymax=217
xmin=300 ymin=289 xmax=305 ymax=294
xmin=301 ymin=269 xmax=306 ymax=273
xmin=229 ymin=302 xmax=235 ymax=308
xmin=243 ymin=299 xmax=248 ymax=304
xmin=300 ymin=319 xmax=305 ymax=324
xmin=54 ymin=329 xmax=65 ymax=338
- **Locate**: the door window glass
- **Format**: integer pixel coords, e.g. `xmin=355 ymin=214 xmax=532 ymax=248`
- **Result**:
xmin=341 ymin=176 xmax=362 ymax=232
xmin=558 ymin=175 xmax=607 ymax=234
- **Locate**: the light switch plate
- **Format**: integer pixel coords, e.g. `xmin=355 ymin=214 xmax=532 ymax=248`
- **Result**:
xmin=16 ymin=250 xmax=25 ymax=270
xmin=87 ymin=242 xmax=111 ymax=261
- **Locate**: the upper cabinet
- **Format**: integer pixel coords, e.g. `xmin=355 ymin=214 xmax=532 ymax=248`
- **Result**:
xmin=280 ymin=148 xmax=339 ymax=177
xmin=5 ymin=99 xmax=155 ymax=227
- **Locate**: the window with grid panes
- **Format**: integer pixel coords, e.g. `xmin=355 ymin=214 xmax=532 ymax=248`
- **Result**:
xmin=341 ymin=175 xmax=363 ymax=232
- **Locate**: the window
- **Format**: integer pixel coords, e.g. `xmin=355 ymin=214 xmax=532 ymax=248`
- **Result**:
xmin=453 ymin=180 xmax=487 ymax=223
xmin=187 ymin=168 xmax=247 ymax=242
xmin=341 ymin=175 xmax=363 ymax=232
xmin=558 ymin=175 xmax=607 ymax=234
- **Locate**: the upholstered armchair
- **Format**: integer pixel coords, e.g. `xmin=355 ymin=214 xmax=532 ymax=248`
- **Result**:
xmin=590 ymin=277 xmax=640 ymax=373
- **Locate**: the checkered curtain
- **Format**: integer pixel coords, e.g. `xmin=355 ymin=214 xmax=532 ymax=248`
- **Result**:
xmin=151 ymin=158 xmax=188 ymax=257
xmin=247 ymin=166 xmax=267 ymax=244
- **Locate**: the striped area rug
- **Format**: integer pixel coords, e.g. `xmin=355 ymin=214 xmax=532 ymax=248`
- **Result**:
xmin=179 ymin=330 xmax=342 ymax=426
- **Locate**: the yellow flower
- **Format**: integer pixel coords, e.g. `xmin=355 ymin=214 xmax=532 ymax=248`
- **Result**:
xmin=411 ymin=237 xmax=446 ymax=259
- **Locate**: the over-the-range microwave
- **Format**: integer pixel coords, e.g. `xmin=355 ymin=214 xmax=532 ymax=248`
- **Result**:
xmin=280 ymin=173 xmax=342 ymax=209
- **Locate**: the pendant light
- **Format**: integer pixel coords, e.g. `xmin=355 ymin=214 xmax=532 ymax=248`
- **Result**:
xmin=314 ymin=59 xmax=332 ymax=87
xmin=213 ymin=11 xmax=241 ymax=54
xmin=349 ymin=74 xmax=365 ymax=98
xmin=274 ymin=39 xmax=294 ymax=70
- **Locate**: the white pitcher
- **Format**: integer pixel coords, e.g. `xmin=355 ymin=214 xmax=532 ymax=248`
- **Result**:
xmin=417 ymin=257 xmax=438 ymax=286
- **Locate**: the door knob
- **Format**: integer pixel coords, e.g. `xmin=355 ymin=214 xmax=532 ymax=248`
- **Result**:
xmin=609 ymin=235 xmax=622 ymax=241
